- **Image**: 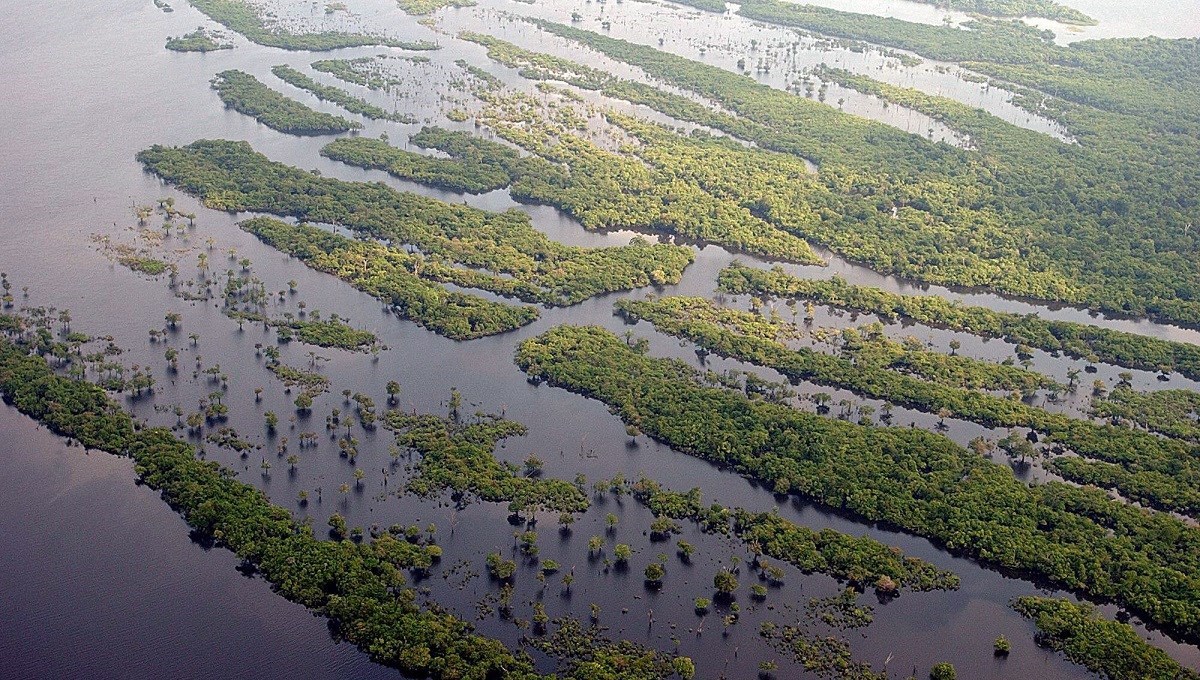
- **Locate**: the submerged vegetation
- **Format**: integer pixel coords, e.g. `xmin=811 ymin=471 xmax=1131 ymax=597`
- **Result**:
xmin=210 ymin=70 xmax=358 ymax=135
xmin=616 ymin=294 xmax=1200 ymax=517
xmin=632 ymin=478 xmax=958 ymax=593
xmin=516 ymin=325 xmax=1200 ymax=639
xmin=387 ymin=413 xmax=589 ymax=515
xmin=186 ymin=0 xmax=430 ymax=51
xmin=270 ymin=65 xmax=413 ymax=123
xmin=395 ymin=0 xmax=476 ymax=15
xmin=165 ymin=27 xmax=233 ymax=52
xmin=719 ymin=266 xmax=1200 ymax=382
xmin=0 ymin=327 xmax=537 ymax=678
xmin=136 ymin=139 xmax=694 ymax=313
xmin=241 ymin=217 xmax=538 ymax=340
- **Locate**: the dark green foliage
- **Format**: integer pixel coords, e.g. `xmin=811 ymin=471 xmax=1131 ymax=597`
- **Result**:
xmin=631 ymin=478 xmax=959 ymax=591
xmin=241 ymin=218 xmax=537 ymax=340
xmin=1094 ymin=388 xmax=1200 ymax=442
xmin=386 ymin=412 xmax=589 ymax=514
xmin=1013 ymin=597 xmax=1200 ymax=680
xmin=515 ymin=325 xmax=1200 ymax=639
xmin=210 ymin=70 xmax=358 ymax=135
xmin=269 ymin=65 xmax=412 ymax=123
xmin=0 ymin=338 xmax=539 ymax=679
xmin=321 ymin=132 xmax=517 ymax=194
xmin=616 ymin=294 xmax=1200 ymax=516
xmin=230 ymin=311 xmax=380 ymax=351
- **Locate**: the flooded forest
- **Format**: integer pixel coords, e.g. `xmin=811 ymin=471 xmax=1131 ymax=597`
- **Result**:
xmin=1 ymin=0 xmax=1199 ymax=678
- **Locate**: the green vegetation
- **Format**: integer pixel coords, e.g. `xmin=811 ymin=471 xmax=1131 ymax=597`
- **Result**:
xmin=165 ymin=27 xmax=232 ymax=52
xmin=0 ymin=332 xmax=538 ymax=678
xmin=386 ymin=412 xmax=589 ymax=514
xmin=210 ymin=70 xmax=358 ymax=135
xmin=529 ymin=19 xmax=1200 ymax=328
xmin=321 ymin=131 xmax=518 ymax=194
xmin=265 ymin=359 xmax=330 ymax=398
xmin=229 ymin=310 xmax=381 ymax=352
xmin=325 ymin=116 xmax=821 ymax=263
xmin=186 ymin=0 xmax=431 ymax=51
xmin=632 ymin=478 xmax=959 ymax=592
xmin=1094 ymin=387 xmax=1200 ymax=442
xmin=759 ymin=620 xmax=881 ymax=678
xmin=720 ymin=266 xmax=1200 ymax=382
xmin=616 ymin=294 xmax=1200 ymax=517
xmin=241 ymin=218 xmax=537 ymax=340
xmin=1013 ymin=597 xmax=1200 ymax=680
xmin=137 ymin=139 xmax=694 ymax=307
xmin=396 ymin=0 xmax=475 ymax=15
xmin=269 ymin=65 xmax=412 ymax=123
xmin=516 ymin=325 xmax=1200 ymax=639
xmin=312 ymin=56 xmax=406 ymax=90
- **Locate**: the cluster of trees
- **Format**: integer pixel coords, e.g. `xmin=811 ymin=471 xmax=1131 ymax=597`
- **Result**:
xmin=386 ymin=412 xmax=590 ymax=515
xmin=321 ymin=132 xmax=518 ymax=194
xmin=719 ymin=266 xmax=1200 ymax=382
xmin=186 ymin=0 xmax=432 ymax=51
xmin=269 ymin=65 xmax=411 ymax=123
xmin=228 ymin=310 xmax=380 ymax=352
xmin=311 ymin=56 xmax=415 ymax=91
xmin=137 ymin=140 xmax=694 ymax=313
xmin=616 ymin=295 xmax=1200 ymax=516
xmin=1094 ymin=387 xmax=1200 ymax=442
xmin=326 ymin=109 xmax=821 ymax=263
xmin=241 ymin=218 xmax=538 ymax=340
xmin=0 ymin=337 xmax=541 ymax=678
xmin=515 ymin=325 xmax=1200 ymax=639
xmin=210 ymin=70 xmax=359 ymax=135
xmin=529 ymin=19 xmax=1200 ymax=328
xmin=1012 ymin=597 xmax=1200 ymax=679
xmin=164 ymin=27 xmax=232 ymax=52
xmin=631 ymin=478 xmax=959 ymax=592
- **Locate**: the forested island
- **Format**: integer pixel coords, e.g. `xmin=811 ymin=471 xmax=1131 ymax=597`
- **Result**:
xmin=210 ymin=70 xmax=359 ymax=135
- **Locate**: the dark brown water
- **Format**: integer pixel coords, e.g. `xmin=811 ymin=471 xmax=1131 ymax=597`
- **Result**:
xmin=1 ymin=1 xmax=1198 ymax=678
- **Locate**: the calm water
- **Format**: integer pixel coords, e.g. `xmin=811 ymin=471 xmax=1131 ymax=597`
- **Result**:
xmin=0 ymin=0 xmax=1197 ymax=678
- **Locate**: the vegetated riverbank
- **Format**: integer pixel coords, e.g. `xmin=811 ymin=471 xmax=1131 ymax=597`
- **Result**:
xmin=615 ymin=295 xmax=1200 ymax=517
xmin=211 ymin=70 xmax=359 ymax=135
xmin=1013 ymin=597 xmax=1200 ymax=679
xmin=516 ymin=324 xmax=1200 ymax=641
